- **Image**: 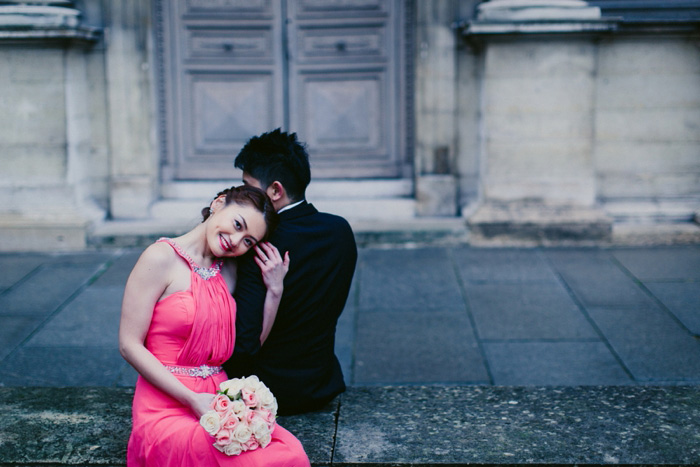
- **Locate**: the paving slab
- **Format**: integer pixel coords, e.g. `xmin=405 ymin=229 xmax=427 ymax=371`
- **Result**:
xmin=483 ymin=341 xmax=632 ymax=385
xmin=0 ymin=315 xmax=44 ymax=361
xmin=0 ymin=346 xmax=125 ymax=387
xmin=358 ymin=248 xmax=464 ymax=311
xmin=612 ymin=246 xmax=700 ymax=281
xmin=644 ymin=281 xmax=700 ymax=336
xmin=0 ymin=253 xmax=46 ymax=292
xmin=354 ymin=310 xmax=488 ymax=385
xmin=464 ymin=282 xmax=598 ymax=340
xmin=0 ymin=262 xmax=105 ymax=316
xmin=588 ymin=306 xmax=700 ymax=382
xmin=545 ymin=249 xmax=657 ymax=308
xmin=334 ymin=386 xmax=700 ymax=465
xmin=26 ymin=286 xmax=123 ymax=347
xmin=452 ymin=247 xmax=560 ymax=283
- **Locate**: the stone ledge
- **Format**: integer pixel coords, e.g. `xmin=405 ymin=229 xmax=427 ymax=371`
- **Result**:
xmin=1 ymin=386 xmax=698 ymax=466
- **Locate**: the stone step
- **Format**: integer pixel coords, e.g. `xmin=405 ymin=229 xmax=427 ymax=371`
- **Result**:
xmin=1 ymin=386 xmax=698 ymax=466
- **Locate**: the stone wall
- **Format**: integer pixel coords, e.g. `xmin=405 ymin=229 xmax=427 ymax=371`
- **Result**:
xmin=595 ymin=36 xmax=700 ymax=222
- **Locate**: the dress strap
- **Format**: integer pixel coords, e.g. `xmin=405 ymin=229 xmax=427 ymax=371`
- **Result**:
xmin=156 ymin=237 xmax=223 ymax=280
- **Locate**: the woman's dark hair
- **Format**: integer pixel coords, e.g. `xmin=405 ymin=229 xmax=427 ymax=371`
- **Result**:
xmin=201 ymin=185 xmax=279 ymax=240
xmin=234 ymin=129 xmax=311 ymax=203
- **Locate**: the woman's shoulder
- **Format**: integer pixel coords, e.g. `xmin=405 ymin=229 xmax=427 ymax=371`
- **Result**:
xmin=136 ymin=240 xmax=179 ymax=269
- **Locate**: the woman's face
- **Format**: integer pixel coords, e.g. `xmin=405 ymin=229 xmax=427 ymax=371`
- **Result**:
xmin=207 ymin=201 xmax=267 ymax=257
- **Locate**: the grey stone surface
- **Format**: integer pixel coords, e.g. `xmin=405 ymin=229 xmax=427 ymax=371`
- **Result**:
xmin=91 ymin=250 xmax=140 ymax=286
xmin=0 ymin=253 xmax=45 ymax=291
xmin=0 ymin=262 xmax=104 ymax=316
xmin=645 ymin=281 xmax=700 ymax=335
xmin=335 ymin=386 xmax=700 ymax=465
xmin=613 ymin=246 xmax=700 ymax=281
xmin=277 ymin=399 xmax=338 ymax=465
xmin=545 ymin=249 xmax=656 ymax=308
xmin=588 ymin=306 xmax=700 ymax=382
xmin=465 ymin=282 xmax=597 ymax=340
xmin=484 ymin=341 xmax=632 ymax=385
xmin=0 ymin=346 xmax=124 ymax=387
xmin=0 ymin=315 xmax=43 ymax=361
xmin=26 ymin=286 xmax=123 ymax=347
xmin=452 ymin=247 xmax=560 ymax=283
xmin=358 ymin=248 xmax=464 ymax=311
xmin=354 ymin=310 xmax=488 ymax=384
xmin=0 ymin=387 xmax=133 ymax=465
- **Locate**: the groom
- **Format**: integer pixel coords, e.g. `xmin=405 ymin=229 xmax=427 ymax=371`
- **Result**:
xmin=223 ymin=129 xmax=357 ymax=415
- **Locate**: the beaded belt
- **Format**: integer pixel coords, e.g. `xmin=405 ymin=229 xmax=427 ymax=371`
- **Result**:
xmin=166 ymin=364 xmax=223 ymax=379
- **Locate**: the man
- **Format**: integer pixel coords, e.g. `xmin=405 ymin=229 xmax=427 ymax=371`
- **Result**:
xmin=223 ymin=129 xmax=357 ymax=415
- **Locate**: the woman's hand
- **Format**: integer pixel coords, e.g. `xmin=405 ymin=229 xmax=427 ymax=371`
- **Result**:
xmin=254 ymin=242 xmax=290 ymax=296
xmin=189 ymin=391 xmax=216 ymax=419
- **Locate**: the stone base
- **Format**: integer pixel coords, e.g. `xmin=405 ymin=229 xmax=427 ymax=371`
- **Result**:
xmin=0 ymin=214 xmax=88 ymax=251
xmin=467 ymin=202 xmax=613 ymax=245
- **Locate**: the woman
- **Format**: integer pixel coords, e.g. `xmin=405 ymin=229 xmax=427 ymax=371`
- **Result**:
xmin=119 ymin=185 xmax=310 ymax=466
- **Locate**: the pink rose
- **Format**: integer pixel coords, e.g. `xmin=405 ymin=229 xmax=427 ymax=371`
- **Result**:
xmin=212 ymin=394 xmax=231 ymax=412
xmin=258 ymin=408 xmax=276 ymax=426
xmin=243 ymin=437 xmax=260 ymax=451
xmin=221 ymin=411 xmax=240 ymax=431
xmin=215 ymin=429 xmax=232 ymax=447
xmin=241 ymin=388 xmax=258 ymax=408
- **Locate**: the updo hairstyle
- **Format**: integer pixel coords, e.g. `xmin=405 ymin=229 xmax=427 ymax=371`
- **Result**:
xmin=201 ymin=185 xmax=278 ymax=241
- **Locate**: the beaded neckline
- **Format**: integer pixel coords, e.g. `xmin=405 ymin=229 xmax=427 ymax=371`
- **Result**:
xmin=158 ymin=238 xmax=222 ymax=281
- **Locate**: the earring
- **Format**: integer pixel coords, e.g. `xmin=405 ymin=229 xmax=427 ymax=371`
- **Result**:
xmin=209 ymin=208 xmax=213 ymax=215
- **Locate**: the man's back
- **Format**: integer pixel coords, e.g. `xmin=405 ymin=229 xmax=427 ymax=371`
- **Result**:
xmin=226 ymin=201 xmax=357 ymax=415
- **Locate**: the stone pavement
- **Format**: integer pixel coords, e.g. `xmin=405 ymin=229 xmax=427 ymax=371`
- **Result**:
xmin=1 ymin=244 xmax=699 ymax=388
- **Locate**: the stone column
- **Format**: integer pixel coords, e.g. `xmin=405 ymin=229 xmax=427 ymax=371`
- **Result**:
xmin=105 ymin=0 xmax=156 ymax=219
xmin=464 ymin=0 xmax=614 ymax=243
xmin=414 ymin=0 xmax=459 ymax=217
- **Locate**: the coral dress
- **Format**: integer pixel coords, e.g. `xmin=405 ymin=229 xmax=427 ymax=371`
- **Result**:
xmin=127 ymin=239 xmax=310 ymax=466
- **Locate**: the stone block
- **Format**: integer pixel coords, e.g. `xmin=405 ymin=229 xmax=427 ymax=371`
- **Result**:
xmin=485 ymin=40 xmax=595 ymax=79
xmin=485 ymin=111 xmax=592 ymax=141
xmin=486 ymin=76 xmax=593 ymax=114
xmin=596 ymin=108 xmax=700 ymax=142
xmin=0 ymin=144 xmax=67 ymax=183
xmin=334 ymin=386 xmax=700 ymax=465
xmin=415 ymin=174 xmax=458 ymax=217
xmin=110 ymin=177 xmax=156 ymax=219
xmin=596 ymin=73 xmax=700 ymax=110
xmin=0 ymin=215 xmax=88 ymax=251
xmin=594 ymin=141 xmax=700 ymax=173
xmin=452 ymin=247 xmax=560 ymax=283
xmin=467 ymin=203 xmax=612 ymax=244
xmin=598 ymin=38 xmax=700 ymax=75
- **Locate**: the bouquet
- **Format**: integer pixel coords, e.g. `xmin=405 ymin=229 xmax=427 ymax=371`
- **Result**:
xmin=199 ymin=375 xmax=278 ymax=456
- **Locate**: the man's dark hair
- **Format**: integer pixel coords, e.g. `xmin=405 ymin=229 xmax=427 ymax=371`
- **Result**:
xmin=234 ymin=129 xmax=311 ymax=203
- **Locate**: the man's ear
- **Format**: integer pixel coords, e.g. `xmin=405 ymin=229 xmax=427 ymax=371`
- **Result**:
xmin=267 ymin=181 xmax=286 ymax=202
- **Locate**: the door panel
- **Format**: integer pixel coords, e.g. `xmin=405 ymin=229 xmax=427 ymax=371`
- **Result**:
xmin=157 ymin=0 xmax=408 ymax=180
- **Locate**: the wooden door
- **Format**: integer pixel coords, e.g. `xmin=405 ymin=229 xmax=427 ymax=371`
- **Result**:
xmin=156 ymin=0 xmax=409 ymax=180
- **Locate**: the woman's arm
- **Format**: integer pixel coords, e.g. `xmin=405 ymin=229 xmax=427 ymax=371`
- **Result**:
xmin=118 ymin=243 xmax=214 ymax=418
xmin=253 ymin=242 xmax=290 ymax=345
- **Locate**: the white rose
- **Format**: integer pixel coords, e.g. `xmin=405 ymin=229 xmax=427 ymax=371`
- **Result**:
xmin=258 ymin=432 xmax=272 ymax=449
xmin=219 ymin=378 xmax=245 ymax=399
xmin=244 ymin=375 xmax=263 ymax=391
xmin=250 ymin=417 xmax=269 ymax=438
xmin=233 ymin=422 xmax=252 ymax=444
xmin=231 ymin=400 xmax=247 ymax=416
xmin=256 ymin=386 xmax=275 ymax=408
xmin=224 ymin=441 xmax=243 ymax=456
xmin=199 ymin=410 xmax=221 ymax=436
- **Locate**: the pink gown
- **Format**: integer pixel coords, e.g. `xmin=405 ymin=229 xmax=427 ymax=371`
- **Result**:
xmin=127 ymin=239 xmax=310 ymax=466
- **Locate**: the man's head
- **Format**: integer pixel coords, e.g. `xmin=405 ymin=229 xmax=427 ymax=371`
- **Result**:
xmin=234 ymin=129 xmax=311 ymax=211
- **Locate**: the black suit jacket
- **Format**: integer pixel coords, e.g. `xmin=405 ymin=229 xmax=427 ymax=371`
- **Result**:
xmin=224 ymin=202 xmax=357 ymax=415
